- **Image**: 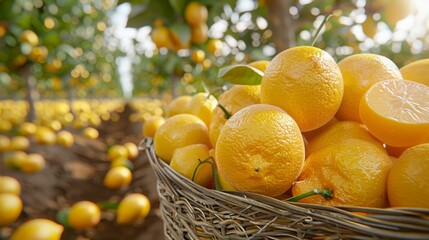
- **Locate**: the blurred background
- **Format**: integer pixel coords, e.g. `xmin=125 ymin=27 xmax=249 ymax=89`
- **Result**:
xmin=0 ymin=0 xmax=428 ymax=239
xmin=1 ymin=0 xmax=428 ymax=105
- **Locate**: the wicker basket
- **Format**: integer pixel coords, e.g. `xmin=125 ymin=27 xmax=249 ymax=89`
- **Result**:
xmin=140 ymin=138 xmax=429 ymax=239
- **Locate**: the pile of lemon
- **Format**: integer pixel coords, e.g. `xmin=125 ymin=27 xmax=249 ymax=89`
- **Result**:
xmin=150 ymin=46 xmax=429 ymax=209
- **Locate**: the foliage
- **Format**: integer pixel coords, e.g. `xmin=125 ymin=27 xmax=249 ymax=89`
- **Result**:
xmin=119 ymin=0 xmax=429 ymax=97
xmin=0 ymin=0 xmax=122 ymax=98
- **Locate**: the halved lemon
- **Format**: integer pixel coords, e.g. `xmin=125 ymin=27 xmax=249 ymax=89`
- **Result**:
xmin=359 ymin=79 xmax=429 ymax=147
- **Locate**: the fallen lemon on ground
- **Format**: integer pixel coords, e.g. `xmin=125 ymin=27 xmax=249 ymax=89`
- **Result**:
xmin=0 ymin=193 xmax=22 ymax=226
xmin=104 ymin=166 xmax=132 ymax=189
xmin=0 ymin=176 xmax=21 ymax=195
xmin=68 ymin=200 xmax=101 ymax=229
xmin=116 ymin=193 xmax=151 ymax=224
xmin=10 ymin=218 xmax=63 ymax=240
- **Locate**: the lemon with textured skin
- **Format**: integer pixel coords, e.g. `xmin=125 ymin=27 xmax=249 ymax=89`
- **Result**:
xmin=261 ymin=46 xmax=343 ymax=132
xmin=209 ymin=85 xmax=260 ymax=147
xmin=387 ymin=143 xmax=429 ymax=208
xmin=292 ymin=138 xmax=391 ymax=208
xmin=216 ymin=104 xmax=304 ymax=197
xmin=336 ymin=53 xmax=402 ymax=122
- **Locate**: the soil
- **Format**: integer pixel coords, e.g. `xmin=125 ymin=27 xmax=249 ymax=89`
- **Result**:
xmin=0 ymin=103 xmax=165 ymax=240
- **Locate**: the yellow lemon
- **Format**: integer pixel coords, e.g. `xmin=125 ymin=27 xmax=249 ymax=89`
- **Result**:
xmin=400 ymin=58 xmax=429 ymax=87
xmin=360 ymin=79 xmax=429 ymax=147
xmin=336 ymin=53 xmax=402 ymax=122
xmin=154 ymin=114 xmax=210 ymax=163
xmin=107 ymin=145 xmax=129 ymax=161
xmin=387 ymin=143 xmax=429 ymax=208
xmin=167 ymin=95 xmax=192 ymax=117
xmin=116 ymin=193 xmax=151 ymax=224
xmin=103 ymin=166 xmax=132 ymax=189
xmin=0 ymin=193 xmax=22 ymax=226
xmin=143 ymin=115 xmax=165 ymax=138
xmin=56 ymin=130 xmax=74 ymax=147
xmin=68 ymin=201 xmax=101 ymax=229
xmin=261 ymin=46 xmax=343 ymax=132
xmin=0 ymin=176 xmax=21 ymax=195
xmin=10 ymin=219 xmax=63 ymax=240
xmin=170 ymin=144 xmax=213 ymax=187
xmin=186 ymin=92 xmax=218 ymax=127
xmin=209 ymin=85 xmax=260 ymax=147
xmin=216 ymin=104 xmax=304 ymax=197
xmin=292 ymin=139 xmax=391 ymax=208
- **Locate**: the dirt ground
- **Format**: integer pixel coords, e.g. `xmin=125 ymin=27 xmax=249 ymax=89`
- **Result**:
xmin=0 ymin=104 xmax=165 ymax=240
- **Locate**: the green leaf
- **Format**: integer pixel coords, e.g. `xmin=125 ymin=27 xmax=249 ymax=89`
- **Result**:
xmin=56 ymin=209 xmax=71 ymax=228
xmin=126 ymin=0 xmax=176 ymax=28
xmin=97 ymin=200 xmax=119 ymax=210
xmin=169 ymin=0 xmax=188 ymax=15
xmin=169 ymin=22 xmax=190 ymax=46
xmin=218 ymin=65 xmax=264 ymax=85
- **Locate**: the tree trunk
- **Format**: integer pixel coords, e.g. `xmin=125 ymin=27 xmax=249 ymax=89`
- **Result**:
xmin=67 ymin=82 xmax=75 ymax=118
xmin=23 ymin=64 xmax=38 ymax=122
xmin=266 ymin=0 xmax=296 ymax=52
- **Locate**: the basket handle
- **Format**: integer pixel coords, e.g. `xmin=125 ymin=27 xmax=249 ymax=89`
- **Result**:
xmin=138 ymin=137 xmax=153 ymax=151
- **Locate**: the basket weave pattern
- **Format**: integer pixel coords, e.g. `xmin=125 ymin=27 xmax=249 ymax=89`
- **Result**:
xmin=141 ymin=138 xmax=429 ymax=239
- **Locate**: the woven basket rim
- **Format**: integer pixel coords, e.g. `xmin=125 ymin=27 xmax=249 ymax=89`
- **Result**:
xmin=140 ymin=138 xmax=429 ymax=239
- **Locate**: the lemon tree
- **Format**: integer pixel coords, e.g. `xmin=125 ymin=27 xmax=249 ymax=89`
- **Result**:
xmin=0 ymin=0 xmax=121 ymax=121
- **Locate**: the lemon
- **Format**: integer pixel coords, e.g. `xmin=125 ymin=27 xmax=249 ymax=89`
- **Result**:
xmin=360 ymin=79 xmax=429 ymax=147
xmin=170 ymin=144 xmax=213 ymax=187
xmin=400 ymin=58 xmax=429 ymax=87
xmin=154 ymin=114 xmax=210 ymax=163
xmin=68 ymin=201 xmax=101 ymax=229
xmin=336 ymin=53 xmax=402 ymax=122
xmin=103 ymin=166 xmax=132 ymax=189
xmin=0 ymin=193 xmax=22 ymax=226
xmin=261 ymin=46 xmax=344 ymax=132
xmin=116 ymin=193 xmax=151 ymax=224
xmin=0 ymin=176 xmax=21 ymax=195
xmin=387 ymin=143 xmax=429 ymax=208
xmin=216 ymin=104 xmax=304 ymax=197
xmin=142 ymin=115 xmax=165 ymax=138
xmin=10 ymin=218 xmax=63 ymax=240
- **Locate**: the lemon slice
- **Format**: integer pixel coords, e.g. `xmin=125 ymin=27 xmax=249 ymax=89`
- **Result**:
xmin=360 ymin=79 xmax=429 ymax=147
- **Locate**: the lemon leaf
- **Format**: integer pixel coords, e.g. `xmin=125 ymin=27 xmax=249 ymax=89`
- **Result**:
xmin=56 ymin=209 xmax=71 ymax=228
xmin=218 ymin=65 xmax=264 ymax=85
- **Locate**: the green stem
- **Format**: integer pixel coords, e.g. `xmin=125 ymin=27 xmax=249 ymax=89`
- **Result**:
xmin=191 ymin=157 xmax=222 ymax=190
xmin=311 ymin=15 xmax=332 ymax=47
xmin=286 ymin=188 xmax=333 ymax=202
xmin=217 ymin=103 xmax=231 ymax=119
